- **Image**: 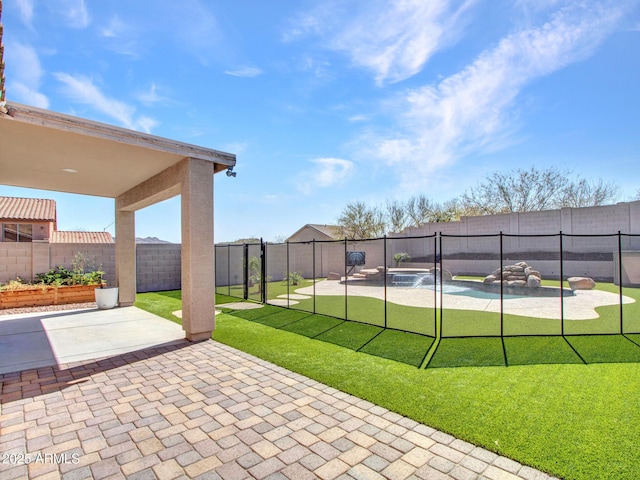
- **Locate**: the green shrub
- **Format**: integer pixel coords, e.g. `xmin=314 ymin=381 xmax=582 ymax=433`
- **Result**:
xmin=393 ymin=252 xmax=411 ymax=266
xmin=33 ymin=252 xmax=105 ymax=286
xmin=283 ymin=271 xmax=304 ymax=285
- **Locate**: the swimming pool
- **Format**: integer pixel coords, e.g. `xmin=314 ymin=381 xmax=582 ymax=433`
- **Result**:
xmin=388 ymin=273 xmax=573 ymax=299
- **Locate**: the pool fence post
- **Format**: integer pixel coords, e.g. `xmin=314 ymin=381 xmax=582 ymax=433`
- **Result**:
xmin=260 ymin=238 xmax=266 ymax=304
xmin=384 ymin=235 xmax=387 ymax=329
xmin=344 ymin=238 xmax=348 ymax=321
xmin=560 ymin=232 xmax=564 ymax=336
xmin=226 ymin=245 xmax=231 ymax=296
xmin=312 ymin=239 xmax=316 ymax=315
xmin=243 ymin=243 xmax=249 ymax=300
xmin=286 ymin=241 xmax=290 ymax=309
xmin=499 ymin=232 xmax=503 ymax=338
xmin=439 ymin=233 xmax=443 ymax=338
xmin=433 ymin=234 xmax=437 ymax=337
xmin=618 ymin=231 xmax=623 ymax=334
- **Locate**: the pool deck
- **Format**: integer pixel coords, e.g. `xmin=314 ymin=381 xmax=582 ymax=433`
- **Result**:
xmin=295 ymin=280 xmax=634 ymax=320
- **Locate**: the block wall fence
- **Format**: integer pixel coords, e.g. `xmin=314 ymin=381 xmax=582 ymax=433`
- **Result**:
xmin=2 ymin=201 xmax=640 ymax=291
xmin=0 ymin=243 xmax=181 ymax=293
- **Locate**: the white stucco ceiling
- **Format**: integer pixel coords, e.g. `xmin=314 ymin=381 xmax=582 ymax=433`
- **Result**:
xmin=0 ymin=102 xmax=235 ymax=198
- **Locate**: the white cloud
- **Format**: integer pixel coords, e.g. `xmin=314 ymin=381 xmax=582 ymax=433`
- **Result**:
xmin=99 ymin=15 xmax=142 ymax=57
xmin=15 ymin=0 xmax=34 ymax=26
xmin=10 ymin=84 xmax=50 ymax=109
xmin=136 ymin=83 xmax=172 ymax=106
xmin=4 ymin=42 xmax=49 ymax=108
xmin=348 ymin=114 xmax=370 ymax=123
xmin=224 ymin=66 xmax=263 ymax=78
xmin=53 ymin=73 xmax=158 ymax=133
xmin=169 ymin=0 xmax=223 ymax=65
xmin=58 ymin=0 xmax=91 ymax=28
xmin=364 ymin=1 xmax=629 ymax=191
xmin=298 ymin=157 xmax=355 ymax=194
xmin=100 ymin=15 xmax=126 ymax=38
xmin=284 ymin=0 xmax=474 ymax=86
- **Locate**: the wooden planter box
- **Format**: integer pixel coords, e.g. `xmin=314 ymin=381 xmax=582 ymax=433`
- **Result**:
xmin=0 ymin=284 xmax=105 ymax=309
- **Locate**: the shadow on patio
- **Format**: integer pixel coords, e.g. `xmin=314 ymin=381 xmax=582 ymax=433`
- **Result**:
xmin=0 ymin=306 xmax=185 ymax=376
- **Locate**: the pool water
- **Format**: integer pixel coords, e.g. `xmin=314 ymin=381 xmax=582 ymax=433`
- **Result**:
xmin=389 ymin=273 xmax=571 ymax=299
xmin=416 ymin=282 xmax=519 ymax=300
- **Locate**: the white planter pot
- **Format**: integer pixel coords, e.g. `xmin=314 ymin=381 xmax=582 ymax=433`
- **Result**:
xmin=95 ymin=287 xmax=119 ymax=309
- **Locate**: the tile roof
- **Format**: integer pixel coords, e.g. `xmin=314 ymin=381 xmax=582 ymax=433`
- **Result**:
xmin=50 ymin=231 xmax=114 ymax=243
xmin=0 ymin=196 xmax=57 ymax=221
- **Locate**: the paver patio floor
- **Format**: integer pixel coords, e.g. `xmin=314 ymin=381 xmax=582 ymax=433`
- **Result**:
xmin=0 ymin=339 xmax=556 ymax=480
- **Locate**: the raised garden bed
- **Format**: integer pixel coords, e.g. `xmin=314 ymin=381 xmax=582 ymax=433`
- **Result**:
xmin=0 ymin=284 xmax=105 ymax=309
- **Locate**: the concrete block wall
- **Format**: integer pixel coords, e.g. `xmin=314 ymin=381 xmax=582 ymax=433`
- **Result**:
xmin=0 ymin=242 xmax=184 ymax=293
xmin=49 ymin=243 xmax=116 ymax=285
xmin=136 ymin=244 xmax=181 ymax=293
xmin=0 ymin=242 xmax=117 ymax=285
xmin=0 ymin=243 xmax=32 ymax=282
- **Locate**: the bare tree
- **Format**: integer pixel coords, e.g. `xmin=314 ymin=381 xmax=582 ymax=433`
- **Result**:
xmin=431 ymin=199 xmax=463 ymax=222
xmin=558 ymin=178 xmax=619 ymax=208
xmin=405 ymin=195 xmax=436 ymax=227
xmin=385 ymin=200 xmax=409 ymax=233
xmin=336 ymin=201 xmax=387 ymax=239
xmin=271 ymin=233 xmax=288 ymax=243
xmin=460 ymin=166 xmax=619 ymax=214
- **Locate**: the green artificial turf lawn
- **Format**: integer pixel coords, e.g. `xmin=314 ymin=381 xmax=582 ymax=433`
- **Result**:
xmin=315 ymin=321 xmax=382 ymax=350
xmin=135 ymin=289 xmax=640 ymax=479
xmin=209 ymin=313 xmax=640 ymax=480
xmin=252 ymin=277 xmax=640 ymax=337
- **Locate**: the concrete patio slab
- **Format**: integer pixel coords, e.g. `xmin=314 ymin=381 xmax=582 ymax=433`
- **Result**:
xmin=0 ymin=338 xmax=557 ymax=480
xmin=0 ymin=306 xmax=184 ymax=375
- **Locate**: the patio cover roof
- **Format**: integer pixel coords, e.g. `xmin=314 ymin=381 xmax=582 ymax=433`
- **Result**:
xmin=0 ymin=101 xmax=236 ymax=342
xmin=0 ymin=102 xmax=235 ymax=198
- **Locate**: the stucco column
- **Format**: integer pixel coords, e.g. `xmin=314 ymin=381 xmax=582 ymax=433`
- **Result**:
xmin=181 ymin=158 xmax=215 ymax=341
xmin=115 ymin=203 xmax=136 ymax=307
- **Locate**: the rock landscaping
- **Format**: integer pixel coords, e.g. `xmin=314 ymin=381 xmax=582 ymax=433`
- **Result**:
xmin=568 ymin=276 xmax=596 ymax=291
xmin=484 ymin=261 xmax=542 ymax=288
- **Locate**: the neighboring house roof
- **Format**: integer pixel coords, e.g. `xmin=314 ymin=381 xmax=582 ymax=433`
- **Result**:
xmin=0 ymin=196 xmax=57 ymax=222
xmin=287 ymin=224 xmax=341 ymax=242
xmin=51 ymin=231 xmax=114 ymax=243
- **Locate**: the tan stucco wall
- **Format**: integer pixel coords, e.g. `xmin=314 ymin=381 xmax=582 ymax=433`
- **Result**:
xmin=0 ymin=220 xmax=53 ymax=241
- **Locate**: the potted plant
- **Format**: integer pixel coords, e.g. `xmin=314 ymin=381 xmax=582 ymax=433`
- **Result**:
xmin=95 ymin=284 xmax=119 ymax=309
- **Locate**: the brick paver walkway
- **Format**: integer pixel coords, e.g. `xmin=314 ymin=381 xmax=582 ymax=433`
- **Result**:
xmin=0 ymin=340 xmax=556 ymax=480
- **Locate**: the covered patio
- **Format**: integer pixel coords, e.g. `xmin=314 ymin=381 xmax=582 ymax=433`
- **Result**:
xmin=0 ymin=102 xmax=236 ymax=341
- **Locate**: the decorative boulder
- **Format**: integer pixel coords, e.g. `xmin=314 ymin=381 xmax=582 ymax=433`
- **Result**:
xmin=483 ymin=274 xmax=498 ymax=285
xmin=426 ymin=267 xmax=453 ymax=282
xmin=527 ymin=275 xmax=541 ymax=288
xmin=568 ymin=277 xmax=596 ymax=291
xmin=327 ymin=272 xmax=342 ymax=280
xmin=484 ymin=262 xmax=542 ymax=288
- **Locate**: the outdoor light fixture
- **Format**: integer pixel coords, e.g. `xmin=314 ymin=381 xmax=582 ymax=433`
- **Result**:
xmin=62 ymin=168 xmax=78 ymax=173
xmin=226 ymin=166 xmax=236 ymax=177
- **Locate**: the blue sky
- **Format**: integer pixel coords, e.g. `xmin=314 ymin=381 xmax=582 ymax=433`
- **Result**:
xmin=2 ymin=0 xmax=639 ymax=243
